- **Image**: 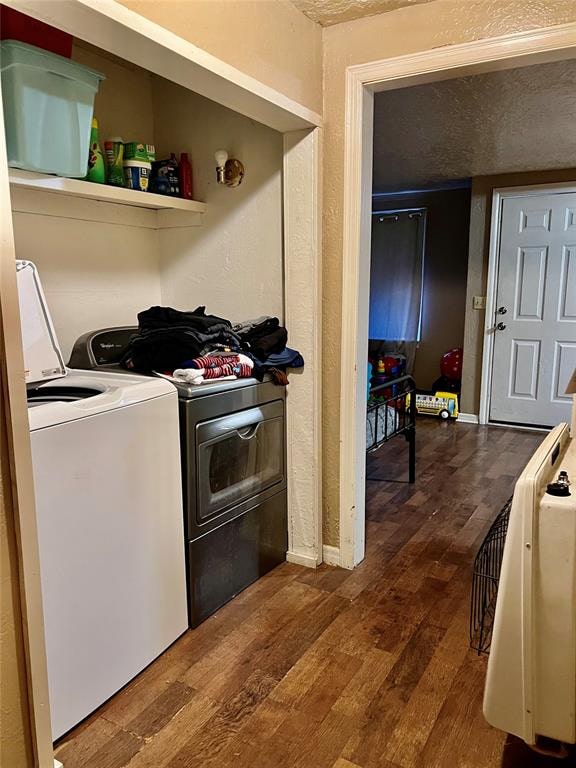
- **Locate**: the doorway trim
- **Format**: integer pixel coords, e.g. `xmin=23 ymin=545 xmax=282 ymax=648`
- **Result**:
xmin=339 ymin=22 xmax=576 ymax=570
xmin=479 ymin=181 xmax=576 ymax=426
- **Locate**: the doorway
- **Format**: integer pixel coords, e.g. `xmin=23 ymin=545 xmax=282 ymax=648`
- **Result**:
xmin=339 ymin=25 xmax=576 ymax=569
xmin=369 ymin=187 xmax=471 ymax=394
xmin=481 ymin=184 xmax=576 ymax=428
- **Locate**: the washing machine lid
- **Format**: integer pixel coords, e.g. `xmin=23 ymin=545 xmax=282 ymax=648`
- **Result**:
xmin=16 ymin=260 xmax=66 ymax=385
xmin=27 ymin=369 xmax=177 ymax=431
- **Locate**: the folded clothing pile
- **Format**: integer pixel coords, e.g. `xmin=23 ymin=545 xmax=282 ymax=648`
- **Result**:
xmin=172 ymin=353 xmax=254 ymax=386
xmin=233 ymin=316 xmax=304 ymax=371
xmin=121 ymin=306 xmax=241 ymax=373
xmin=233 ymin=316 xmax=287 ymax=361
xmin=121 ymin=306 xmax=305 ymax=385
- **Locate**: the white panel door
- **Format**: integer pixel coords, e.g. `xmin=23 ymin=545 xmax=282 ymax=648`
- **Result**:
xmin=490 ymin=191 xmax=576 ymax=427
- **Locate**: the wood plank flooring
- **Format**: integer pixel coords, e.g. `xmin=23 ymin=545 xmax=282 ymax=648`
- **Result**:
xmin=56 ymin=420 xmax=553 ymax=768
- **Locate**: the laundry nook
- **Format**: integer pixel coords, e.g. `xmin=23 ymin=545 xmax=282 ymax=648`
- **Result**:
xmin=1 ymin=0 xmax=319 ymax=756
xmin=2 ymin=3 xmax=576 ymax=768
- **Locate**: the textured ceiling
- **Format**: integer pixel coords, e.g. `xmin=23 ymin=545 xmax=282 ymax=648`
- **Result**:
xmin=373 ymin=59 xmax=576 ymax=192
xmin=291 ymin=0 xmax=434 ymax=27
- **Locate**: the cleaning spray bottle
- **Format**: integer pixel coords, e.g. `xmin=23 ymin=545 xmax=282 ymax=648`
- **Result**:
xmin=104 ymin=137 xmax=124 ymax=186
xmin=86 ymin=118 xmax=106 ymax=183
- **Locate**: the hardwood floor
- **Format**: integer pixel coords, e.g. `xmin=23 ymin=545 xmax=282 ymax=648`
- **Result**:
xmin=56 ymin=420 xmax=550 ymax=768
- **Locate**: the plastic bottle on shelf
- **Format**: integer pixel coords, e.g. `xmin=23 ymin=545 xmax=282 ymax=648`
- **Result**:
xmin=86 ymin=118 xmax=105 ymax=184
xmin=166 ymin=154 xmax=180 ymax=196
xmin=104 ymin=137 xmax=124 ymax=186
xmin=179 ymin=152 xmax=193 ymax=199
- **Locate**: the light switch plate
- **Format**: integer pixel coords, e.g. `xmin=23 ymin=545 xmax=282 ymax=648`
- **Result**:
xmin=473 ymin=295 xmax=486 ymax=310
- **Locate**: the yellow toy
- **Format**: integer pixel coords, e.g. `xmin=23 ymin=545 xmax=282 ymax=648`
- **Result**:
xmin=406 ymin=391 xmax=459 ymax=419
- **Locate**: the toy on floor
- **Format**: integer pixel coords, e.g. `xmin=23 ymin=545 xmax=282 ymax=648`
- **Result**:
xmin=409 ymin=347 xmax=462 ymax=419
xmin=441 ymin=347 xmax=463 ymax=381
xmin=432 ymin=347 xmax=463 ymax=393
xmin=371 ymin=353 xmax=406 ymax=383
xmin=407 ymin=390 xmax=459 ymax=419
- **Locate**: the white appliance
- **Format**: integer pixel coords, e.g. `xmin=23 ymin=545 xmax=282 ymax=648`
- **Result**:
xmin=17 ymin=261 xmax=188 ymax=740
xmin=484 ymin=412 xmax=575 ymax=749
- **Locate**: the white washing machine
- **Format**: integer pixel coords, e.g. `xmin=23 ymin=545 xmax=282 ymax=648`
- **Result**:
xmin=17 ymin=261 xmax=188 ymax=740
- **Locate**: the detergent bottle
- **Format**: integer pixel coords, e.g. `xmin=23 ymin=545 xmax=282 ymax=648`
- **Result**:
xmin=86 ymin=118 xmax=105 ymax=183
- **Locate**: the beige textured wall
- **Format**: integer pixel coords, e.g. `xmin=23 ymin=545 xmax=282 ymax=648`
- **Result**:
xmin=72 ymin=41 xmax=155 ymax=146
xmin=322 ymin=0 xmax=576 ymax=545
xmin=11 ymin=42 xmax=163 ymax=359
xmin=460 ymin=167 xmax=576 ymax=415
xmin=371 ymin=58 xmax=576 ymax=190
xmin=152 ymin=76 xmax=284 ymax=323
xmin=12 ymin=43 xmax=285 ymax=360
xmin=1 ymin=376 xmax=33 ymax=767
xmin=117 ymin=0 xmax=323 ymax=114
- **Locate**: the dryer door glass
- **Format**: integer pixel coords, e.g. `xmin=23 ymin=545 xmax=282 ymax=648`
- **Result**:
xmin=196 ymin=400 xmax=285 ymax=523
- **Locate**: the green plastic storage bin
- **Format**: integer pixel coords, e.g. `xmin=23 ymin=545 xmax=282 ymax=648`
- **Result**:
xmin=0 ymin=40 xmax=104 ymax=177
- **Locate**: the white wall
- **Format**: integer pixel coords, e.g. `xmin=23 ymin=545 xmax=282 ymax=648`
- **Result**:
xmin=153 ymin=77 xmax=284 ymax=323
xmin=11 ymin=207 xmax=161 ymax=359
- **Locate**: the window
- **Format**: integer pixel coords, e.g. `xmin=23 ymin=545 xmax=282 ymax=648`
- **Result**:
xmin=368 ymin=208 xmax=426 ymax=342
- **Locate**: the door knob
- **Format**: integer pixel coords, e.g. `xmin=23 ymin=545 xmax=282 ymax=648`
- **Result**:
xmin=497 ymin=306 xmax=507 ymax=315
xmin=496 ymin=322 xmax=506 ymax=331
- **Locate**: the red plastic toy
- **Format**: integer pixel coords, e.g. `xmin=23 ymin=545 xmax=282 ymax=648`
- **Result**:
xmin=440 ymin=348 xmax=463 ymax=383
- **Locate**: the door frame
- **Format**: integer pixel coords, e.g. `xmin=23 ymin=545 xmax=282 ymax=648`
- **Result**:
xmin=479 ymin=181 xmax=576 ymax=426
xmin=2 ymin=1 xmax=322 ymax=764
xmin=339 ymin=22 xmax=576 ymax=569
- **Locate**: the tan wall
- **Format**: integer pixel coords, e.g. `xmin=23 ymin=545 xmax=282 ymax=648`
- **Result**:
xmin=73 ymin=41 xmax=155 ymax=146
xmin=153 ymin=76 xmax=284 ymax=323
xmin=371 ymin=58 xmax=576 ymax=190
xmin=460 ymin=167 xmax=576 ymax=415
xmin=11 ymin=43 xmax=162 ymax=359
xmin=117 ymin=0 xmax=323 ymax=114
xmin=1 ymin=369 xmax=33 ymax=766
xmin=322 ymin=0 xmax=576 ymax=546
xmin=12 ymin=44 xmax=285 ymax=361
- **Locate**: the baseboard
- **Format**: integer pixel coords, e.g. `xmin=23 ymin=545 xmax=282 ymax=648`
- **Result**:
xmin=488 ymin=422 xmax=549 ymax=433
xmin=286 ymin=550 xmax=318 ymax=568
xmin=322 ymin=544 xmax=341 ymax=566
xmin=457 ymin=412 xmax=479 ymax=424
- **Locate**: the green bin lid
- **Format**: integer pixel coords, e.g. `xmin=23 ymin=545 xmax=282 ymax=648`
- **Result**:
xmin=0 ymin=39 xmax=105 ymax=88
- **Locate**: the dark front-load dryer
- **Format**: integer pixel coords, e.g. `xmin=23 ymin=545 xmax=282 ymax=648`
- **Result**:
xmin=69 ymin=328 xmax=288 ymax=626
xmin=179 ymin=379 xmax=286 ymax=626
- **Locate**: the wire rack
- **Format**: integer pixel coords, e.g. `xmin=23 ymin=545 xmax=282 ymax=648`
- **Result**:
xmin=470 ymin=497 xmax=513 ymax=655
xmin=366 ymin=374 xmax=416 ymax=484
xmin=366 ymin=374 xmax=415 ymax=450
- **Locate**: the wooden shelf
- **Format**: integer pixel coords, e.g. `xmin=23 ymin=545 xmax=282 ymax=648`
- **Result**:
xmin=9 ymin=169 xmax=207 ymax=213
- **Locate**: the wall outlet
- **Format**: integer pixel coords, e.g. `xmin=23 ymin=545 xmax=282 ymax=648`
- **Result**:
xmin=473 ymin=295 xmax=486 ymax=310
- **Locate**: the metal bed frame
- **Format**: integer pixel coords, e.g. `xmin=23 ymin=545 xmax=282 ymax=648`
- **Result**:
xmin=366 ymin=374 xmax=416 ymax=483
